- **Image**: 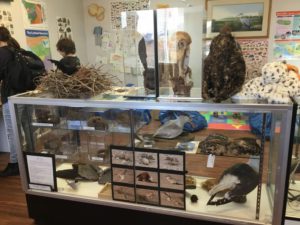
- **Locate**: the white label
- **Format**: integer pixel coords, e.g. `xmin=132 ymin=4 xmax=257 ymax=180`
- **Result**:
xmin=55 ymin=155 xmax=68 ymax=159
xmin=32 ymin=122 xmax=54 ymax=127
xmin=89 ymin=142 xmax=105 ymax=147
xmin=144 ymin=144 xmax=153 ymax=148
xmin=206 ymin=154 xmax=215 ymax=168
xmin=29 ymin=183 xmax=52 ymax=191
xmin=91 ymin=156 xmax=104 ymax=161
xmin=82 ymin=126 xmax=95 ymax=131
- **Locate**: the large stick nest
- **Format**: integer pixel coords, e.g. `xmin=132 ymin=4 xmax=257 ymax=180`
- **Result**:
xmin=37 ymin=66 xmax=120 ymax=98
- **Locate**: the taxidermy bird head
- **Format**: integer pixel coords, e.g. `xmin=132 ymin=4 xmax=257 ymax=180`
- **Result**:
xmin=168 ymin=31 xmax=192 ymax=70
xmin=207 ymin=156 xmax=259 ymax=206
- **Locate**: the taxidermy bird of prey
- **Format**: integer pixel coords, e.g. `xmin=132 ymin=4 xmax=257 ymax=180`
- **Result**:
xmin=167 ymin=31 xmax=193 ymax=96
xmin=207 ymin=161 xmax=259 ymax=206
xmin=202 ymin=27 xmax=246 ymax=102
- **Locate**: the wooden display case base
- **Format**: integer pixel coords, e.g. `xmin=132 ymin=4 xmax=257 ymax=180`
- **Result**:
xmin=26 ymin=194 xmax=230 ymax=225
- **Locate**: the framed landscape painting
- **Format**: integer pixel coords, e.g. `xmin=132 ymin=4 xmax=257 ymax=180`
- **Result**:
xmin=206 ymin=0 xmax=270 ymax=38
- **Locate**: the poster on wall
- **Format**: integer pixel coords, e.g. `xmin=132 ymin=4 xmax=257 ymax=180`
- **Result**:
xmin=56 ymin=17 xmax=72 ymax=40
xmin=110 ymin=0 xmax=149 ymax=30
xmin=274 ymin=40 xmax=300 ymax=60
xmin=25 ymin=29 xmax=52 ymax=70
xmin=238 ymin=39 xmax=268 ymax=81
xmin=275 ymin=11 xmax=300 ymax=40
xmin=0 ymin=9 xmax=14 ymax=35
xmin=274 ymin=11 xmax=300 ymax=60
xmin=21 ymin=0 xmax=47 ymax=29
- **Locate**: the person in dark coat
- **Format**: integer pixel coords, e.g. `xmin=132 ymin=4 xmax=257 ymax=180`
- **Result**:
xmin=0 ymin=27 xmax=23 ymax=176
xmin=49 ymin=38 xmax=80 ymax=75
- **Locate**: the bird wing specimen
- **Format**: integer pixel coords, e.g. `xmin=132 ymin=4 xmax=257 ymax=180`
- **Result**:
xmin=56 ymin=164 xmax=100 ymax=182
xmin=153 ymin=115 xmax=190 ymax=139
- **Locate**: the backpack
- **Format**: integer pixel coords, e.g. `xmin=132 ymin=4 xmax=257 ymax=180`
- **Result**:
xmin=9 ymin=48 xmax=46 ymax=92
xmin=159 ymin=110 xmax=208 ymax=132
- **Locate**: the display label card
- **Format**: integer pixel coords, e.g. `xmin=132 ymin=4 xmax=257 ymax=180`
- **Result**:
xmin=91 ymin=156 xmax=104 ymax=162
xmin=25 ymin=152 xmax=57 ymax=191
xmin=82 ymin=126 xmax=95 ymax=131
xmin=55 ymin=155 xmax=68 ymax=160
xmin=207 ymin=154 xmax=215 ymax=168
xmin=29 ymin=184 xmax=52 ymax=191
xmin=67 ymin=120 xmax=81 ymax=129
xmin=32 ymin=122 xmax=54 ymax=127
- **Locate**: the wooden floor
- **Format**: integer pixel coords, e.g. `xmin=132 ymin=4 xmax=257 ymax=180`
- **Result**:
xmin=0 ymin=152 xmax=36 ymax=225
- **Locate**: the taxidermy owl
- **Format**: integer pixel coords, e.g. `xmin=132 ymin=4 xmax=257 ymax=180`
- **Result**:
xmin=207 ymin=161 xmax=259 ymax=206
xmin=203 ymin=27 xmax=246 ymax=102
xmin=168 ymin=31 xmax=193 ymax=96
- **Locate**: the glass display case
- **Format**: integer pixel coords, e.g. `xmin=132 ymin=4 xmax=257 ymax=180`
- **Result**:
xmin=106 ymin=6 xmax=205 ymax=99
xmin=156 ymin=7 xmax=205 ymax=99
xmin=9 ymin=91 xmax=295 ymax=225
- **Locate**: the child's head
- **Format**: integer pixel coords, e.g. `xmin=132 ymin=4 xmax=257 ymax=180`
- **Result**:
xmin=56 ymin=38 xmax=76 ymax=57
xmin=0 ymin=26 xmax=10 ymax=42
xmin=0 ymin=27 xmax=20 ymax=49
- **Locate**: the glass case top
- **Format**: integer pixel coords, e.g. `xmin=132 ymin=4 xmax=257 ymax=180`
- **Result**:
xmin=10 ymin=90 xmax=295 ymax=110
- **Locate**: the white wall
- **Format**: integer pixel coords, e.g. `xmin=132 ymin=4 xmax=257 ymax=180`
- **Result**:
xmin=268 ymin=0 xmax=300 ymax=67
xmin=0 ymin=0 xmax=27 ymax=48
xmin=82 ymin=0 xmax=111 ymax=63
xmin=44 ymin=0 xmax=88 ymax=64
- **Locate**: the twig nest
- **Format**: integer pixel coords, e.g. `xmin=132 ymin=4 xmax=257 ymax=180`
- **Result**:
xmin=37 ymin=66 xmax=120 ymax=99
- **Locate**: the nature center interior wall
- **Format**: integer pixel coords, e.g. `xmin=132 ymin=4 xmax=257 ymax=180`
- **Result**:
xmin=43 ymin=0 xmax=88 ymax=64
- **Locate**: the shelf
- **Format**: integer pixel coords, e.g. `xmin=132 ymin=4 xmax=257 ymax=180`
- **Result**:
xmin=52 ymin=163 xmax=272 ymax=223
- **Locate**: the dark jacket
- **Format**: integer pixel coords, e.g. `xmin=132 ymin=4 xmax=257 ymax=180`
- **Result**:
xmin=0 ymin=46 xmax=20 ymax=104
xmin=51 ymin=56 xmax=80 ymax=75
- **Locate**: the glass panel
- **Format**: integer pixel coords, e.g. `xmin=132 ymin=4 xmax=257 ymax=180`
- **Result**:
xmin=157 ymin=7 xmax=206 ymax=99
xmin=118 ymin=10 xmax=156 ymax=97
xmin=286 ymin=102 xmax=300 ymax=219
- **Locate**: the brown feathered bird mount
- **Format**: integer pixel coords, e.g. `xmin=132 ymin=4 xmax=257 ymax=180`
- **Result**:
xmin=202 ymin=27 xmax=246 ymax=102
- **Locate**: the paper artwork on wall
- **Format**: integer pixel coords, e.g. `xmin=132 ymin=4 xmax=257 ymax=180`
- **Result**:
xmin=25 ymin=29 xmax=52 ymax=70
xmin=274 ymin=41 xmax=300 ymax=60
xmin=0 ymin=9 xmax=14 ymax=35
xmin=56 ymin=17 xmax=72 ymax=40
xmin=93 ymin=26 xmax=103 ymax=46
xmin=88 ymin=3 xmax=105 ymax=21
xmin=110 ymin=0 xmax=149 ymax=30
xmin=274 ymin=11 xmax=300 ymax=60
xmin=237 ymin=39 xmax=268 ymax=82
xmin=21 ymin=0 xmax=47 ymax=29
